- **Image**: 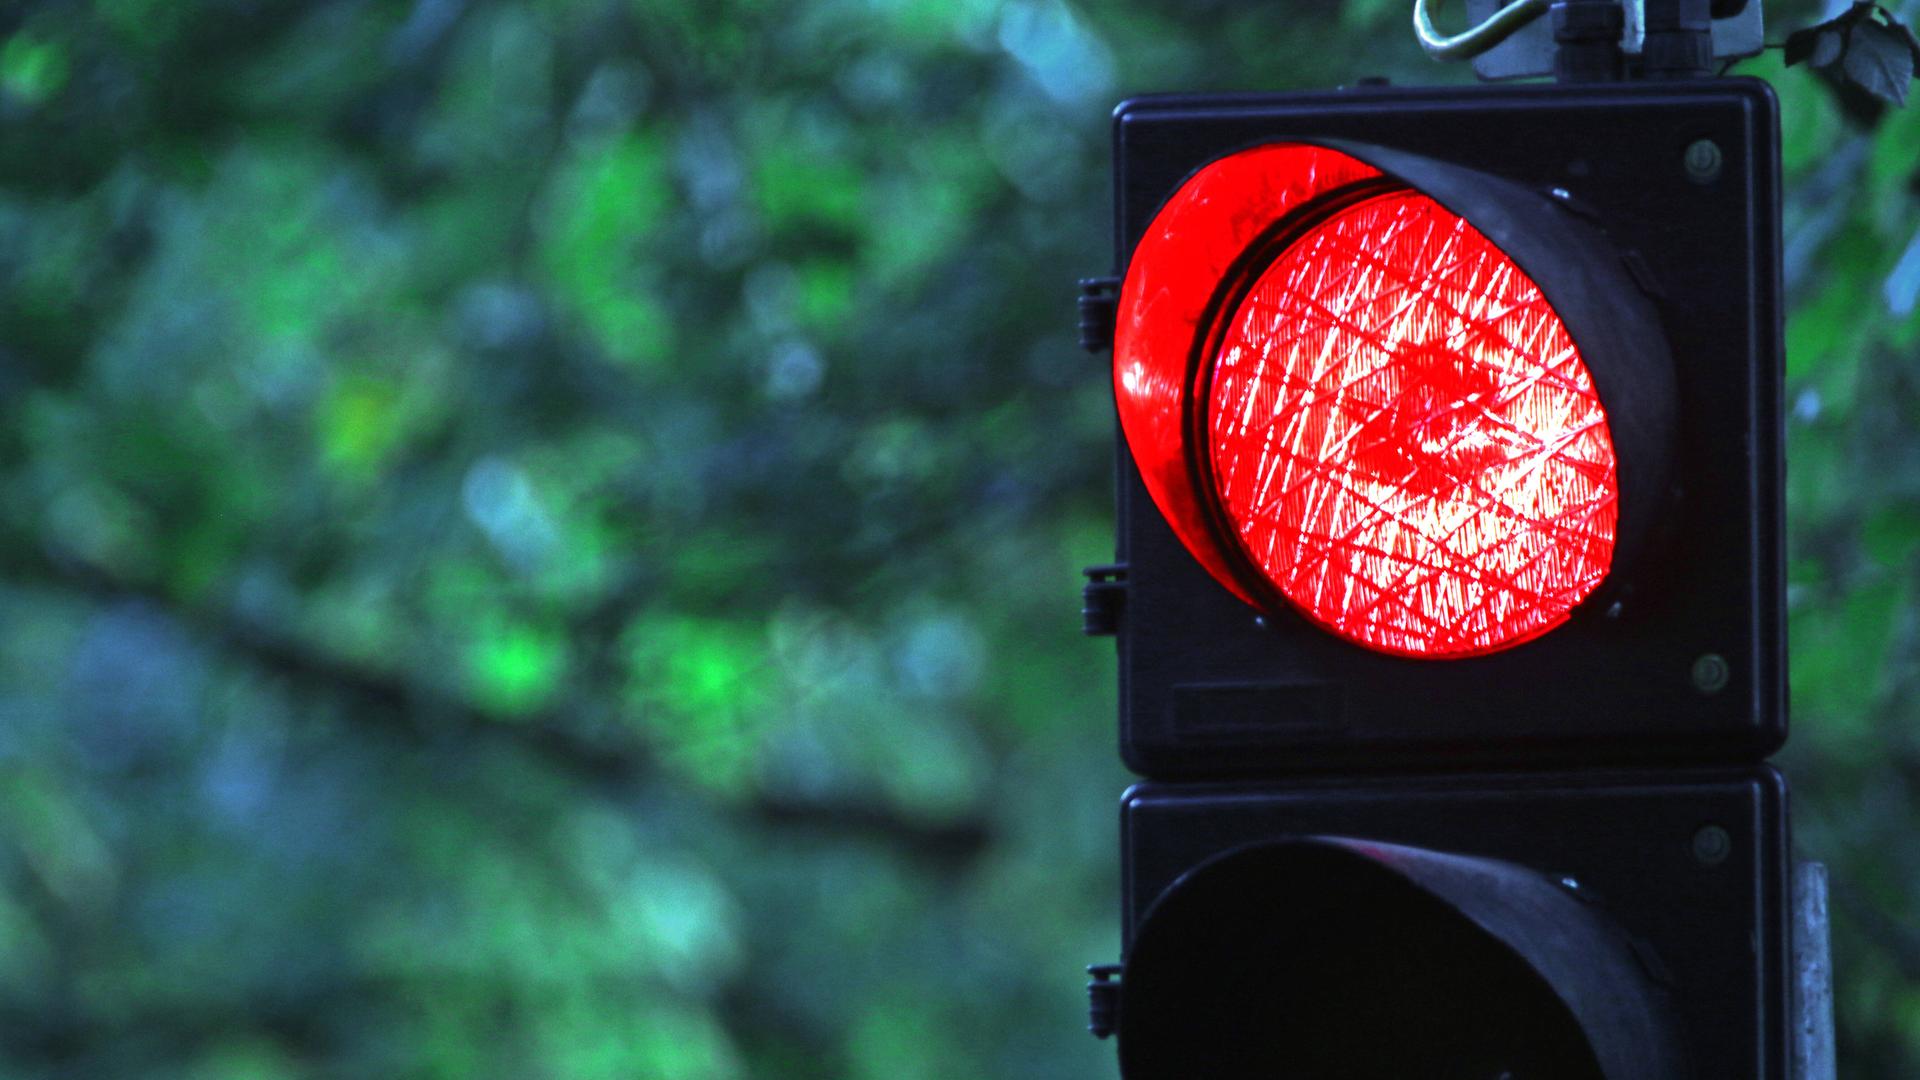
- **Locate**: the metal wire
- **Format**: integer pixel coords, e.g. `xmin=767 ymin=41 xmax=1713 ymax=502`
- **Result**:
xmin=1413 ymin=0 xmax=1554 ymax=59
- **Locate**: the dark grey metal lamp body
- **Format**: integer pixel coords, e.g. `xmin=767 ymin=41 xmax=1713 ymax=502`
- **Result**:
xmin=1095 ymin=79 xmax=1795 ymax=1080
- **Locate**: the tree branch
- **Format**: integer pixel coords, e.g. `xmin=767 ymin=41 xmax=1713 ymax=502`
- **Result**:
xmin=18 ymin=544 xmax=994 ymax=864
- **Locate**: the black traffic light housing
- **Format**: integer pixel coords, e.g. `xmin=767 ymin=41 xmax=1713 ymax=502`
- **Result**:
xmin=1084 ymin=77 xmax=1794 ymax=1080
xmin=1106 ymin=80 xmax=1784 ymax=778
xmin=1119 ymin=766 xmax=1790 ymax=1079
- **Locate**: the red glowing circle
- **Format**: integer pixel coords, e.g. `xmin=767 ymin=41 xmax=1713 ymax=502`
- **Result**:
xmin=1114 ymin=144 xmax=1385 ymax=607
xmin=1206 ymin=189 xmax=1619 ymax=658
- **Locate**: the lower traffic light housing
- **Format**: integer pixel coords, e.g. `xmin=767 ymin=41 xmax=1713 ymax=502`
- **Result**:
xmin=1115 ymin=767 xmax=1791 ymax=1079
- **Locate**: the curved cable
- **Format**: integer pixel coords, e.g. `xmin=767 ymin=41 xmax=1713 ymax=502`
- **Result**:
xmin=1413 ymin=0 xmax=1553 ymax=60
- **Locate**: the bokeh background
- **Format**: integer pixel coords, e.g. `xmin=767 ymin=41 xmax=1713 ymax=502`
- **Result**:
xmin=0 ymin=0 xmax=1915 ymax=1076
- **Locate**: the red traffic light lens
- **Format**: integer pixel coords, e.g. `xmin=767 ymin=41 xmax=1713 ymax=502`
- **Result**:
xmin=1114 ymin=143 xmax=1625 ymax=659
xmin=1115 ymin=144 xmax=1385 ymax=608
xmin=1206 ymin=189 xmax=1617 ymax=658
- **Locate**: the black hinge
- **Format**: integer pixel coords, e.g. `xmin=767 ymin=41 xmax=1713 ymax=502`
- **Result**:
xmin=1086 ymin=964 xmax=1122 ymax=1039
xmin=1078 ymin=276 xmax=1120 ymax=353
xmin=1082 ymin=564 xmax=1127 ymax=637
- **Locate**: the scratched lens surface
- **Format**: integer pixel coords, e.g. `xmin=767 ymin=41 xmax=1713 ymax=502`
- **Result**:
xmin=1112 ymin=143 xmax=1385 ymax=606
xmin=1207 ymin=190 xmax=1618 ymax=658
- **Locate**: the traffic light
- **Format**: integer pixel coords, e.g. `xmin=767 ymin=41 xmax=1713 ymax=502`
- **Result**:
xmin=1080 ymin=78 xmax=1791 ymax=1078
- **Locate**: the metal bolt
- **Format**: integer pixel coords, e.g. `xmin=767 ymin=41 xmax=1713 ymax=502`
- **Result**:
xmin=1691 ymin=652 xmax=1730 ymax=694
xmin=1693 ymin=824 xmax=1732 ymax=866
xmin=1684 ymin=139 xmax=1723 ymax=184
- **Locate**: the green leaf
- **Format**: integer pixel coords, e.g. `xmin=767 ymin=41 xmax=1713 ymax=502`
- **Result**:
xmin=1790 ymin=577 xmax=1907 ymax=742
xmin=622 ymin=616 xmax=773 ymax=793
xmin=1861 ymin=505 xmax=1920 ymax=568
xmin=1786 ymin=25 xmax=1829 ymax=67
xmin=1843 ymin=19 xmax=1916 ymax=106
xmin=1784 ymin=1 xmax=1874 ymax=67
xmin=537 ymin=134 xmax=675 ymax=366
xmin=467 ymin=619 xmax=570 ymax=716
xmin=1812 ymin=28 xmax=1847 ymax=69
xmin=0 ymin=34 xmax=67 ymax=105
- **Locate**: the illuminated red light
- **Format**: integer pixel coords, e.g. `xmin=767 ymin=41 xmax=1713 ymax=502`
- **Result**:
xmin=1114 ymin=145 xmax=1384 ymax=607
xmin=1208 ymin=190 xmax=1617 ymax=657
xmin=1115 ymin=144 xmax=1620 ymax=658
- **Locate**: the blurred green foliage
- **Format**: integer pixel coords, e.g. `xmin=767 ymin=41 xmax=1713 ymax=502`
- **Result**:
xmin=0 ymin=0 xmax=1915 ymax=1076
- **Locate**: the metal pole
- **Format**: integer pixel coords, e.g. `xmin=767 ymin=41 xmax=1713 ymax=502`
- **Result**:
xmin=1793 ymin=862 xmax=1837 ymax=1080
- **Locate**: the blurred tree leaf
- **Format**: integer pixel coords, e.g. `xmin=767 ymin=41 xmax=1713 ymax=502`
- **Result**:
xmin=1845 ymin=20 xmax=1915 ymax=107
xmin=1785 ymin=2 xmax=1920 ymax=107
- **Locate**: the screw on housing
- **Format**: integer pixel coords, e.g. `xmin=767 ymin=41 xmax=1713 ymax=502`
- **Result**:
xmin=1685 ymin=138 xmax=1723 ymax=183
xmin=1693 ymin=824 xmax=1732 ymax=866
xmin=1692 ymin=652 xmax=1731 ymax=694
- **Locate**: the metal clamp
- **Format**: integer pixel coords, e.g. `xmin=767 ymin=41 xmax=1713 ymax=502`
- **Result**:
xmin=1086 ymin=963 xmax=1123 ymax=1039
xmin=1078 ymin=277 xmax=1121 ymax=354
xmin=1082 ymin=564 xmax=1127 ymax=637
xmin=1414 ymin=0 xmax=1553 ymax=59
